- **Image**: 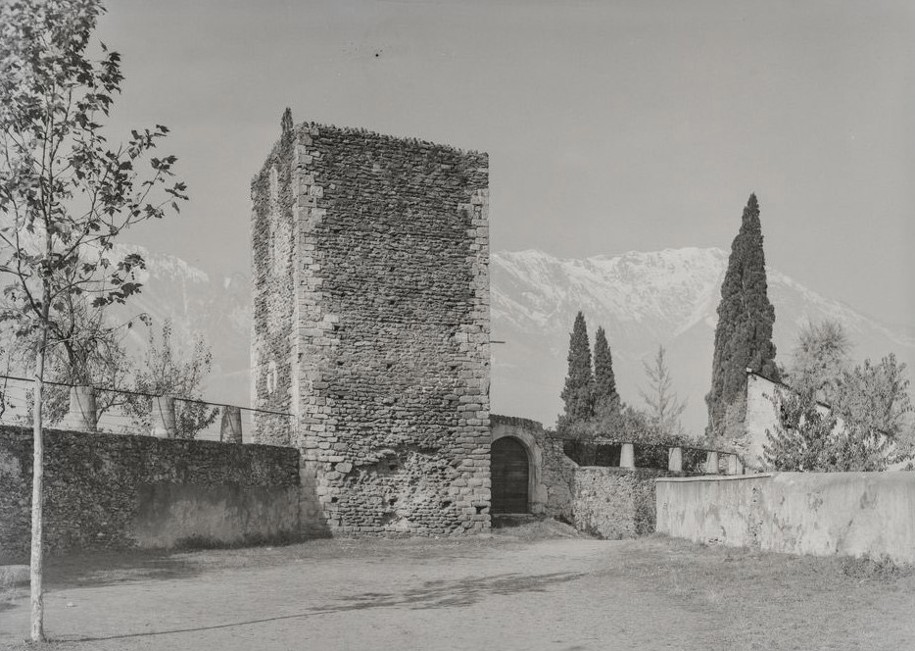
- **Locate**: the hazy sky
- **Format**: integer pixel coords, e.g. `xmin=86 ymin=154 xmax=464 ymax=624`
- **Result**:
xmin=99 ymin=0 xmax=914 ymax=326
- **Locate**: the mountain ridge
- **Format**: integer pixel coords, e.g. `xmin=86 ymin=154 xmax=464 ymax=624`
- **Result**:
xmin=490 ymin=246 xmax=915 ymax=433
xmin=17 ymin=244 xmax=908 ymax=436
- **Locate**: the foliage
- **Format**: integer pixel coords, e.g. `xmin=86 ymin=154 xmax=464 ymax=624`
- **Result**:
xmin=563 ymin=397 xmax=647 ymax=441
xmin=706 ymin=193 xmax=779 ymax=447
xmin=765 ymin=352 xmax=914 ymax=472
xmin=0 ymin=0 xmax=187 ymax=382
xmin=7 ymin=304 xmax=138 ymax=427
xmin=785 ymin=320 xmax=850 ymax=402
xmin=559 ymin=311 xmax=594 ymax=425
xmin=27 ymin=334 xmax=132 ymax=427
xmin=592 ymin=326 xmax=619 ymax=414
xmin=833 ymin=355 xmax=914 ymax=468
xmin=639 ymin=345 xmax=687 ymax=440
xmin=559 ymin=319 xmax=697 ymax=468
xmin=563 ymin=397 xmax=696 ymax=468
xmin=561 ymin=397 xmax=641 ymax=465
xmin=763 ymin=389 xmax=841 ymax=471
xmin=128 ymin=320 xmax=217 ymax=439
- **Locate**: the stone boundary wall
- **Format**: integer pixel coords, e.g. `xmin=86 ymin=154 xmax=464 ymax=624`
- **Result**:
xmin=0 ymin=426 xmax=301 ymax=561
xmin=572 ymin=467 xmax=665 ymax=539
xmin=542 ymin=435 xmax=578 ymax=520
xmin=656 ymin=472 xmax=915 ymax=565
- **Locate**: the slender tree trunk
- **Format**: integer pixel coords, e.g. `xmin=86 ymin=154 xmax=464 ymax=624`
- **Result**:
xmin=30 ymin=324 xmax=48 ymax=643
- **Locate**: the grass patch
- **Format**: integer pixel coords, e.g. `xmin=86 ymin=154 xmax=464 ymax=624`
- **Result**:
xmin=840 ymin=555 xmax=914 ymax=580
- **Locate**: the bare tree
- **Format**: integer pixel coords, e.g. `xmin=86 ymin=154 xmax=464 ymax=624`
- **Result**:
xmin=640 ymin=345 xmax=688 ymax=440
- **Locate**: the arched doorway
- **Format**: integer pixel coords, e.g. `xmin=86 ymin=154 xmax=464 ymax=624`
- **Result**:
xmin=491 ymin=436 xmax=529 ymax=514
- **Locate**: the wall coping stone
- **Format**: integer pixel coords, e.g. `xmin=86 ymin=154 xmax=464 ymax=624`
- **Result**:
xmin=490 ymin=414 xmax=544 ymax=431
xmin=0 ymin=424 xmax=295 ymax=454
xmin=656 ymin=473 xmax=772 ymax=483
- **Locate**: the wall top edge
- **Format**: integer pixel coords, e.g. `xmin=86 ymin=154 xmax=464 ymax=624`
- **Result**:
xmin=655 ymin=473 xmax=775 ymax=483
xmin=656 ymin=471 xmax=915 ymax=483
xmin=292 ymin=121 xmax=490 ymax=158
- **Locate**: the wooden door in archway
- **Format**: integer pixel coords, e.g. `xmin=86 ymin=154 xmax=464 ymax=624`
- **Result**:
xmin=491 ymin=437 xmax=529 ymax=514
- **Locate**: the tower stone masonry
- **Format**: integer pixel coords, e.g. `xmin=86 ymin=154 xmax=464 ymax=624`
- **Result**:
xmin=251 ymin=115 xmax=491 ymax=535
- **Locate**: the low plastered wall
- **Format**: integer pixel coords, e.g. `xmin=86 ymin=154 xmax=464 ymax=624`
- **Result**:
xmin=656 ymin=472 xmax=915 ymax=564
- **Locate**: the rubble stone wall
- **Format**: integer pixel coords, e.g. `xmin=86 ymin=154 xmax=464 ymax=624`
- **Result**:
xmin=572 ymin=467 xmax=663 ymax=539
xmin=250 ymin=128 xmax=299 ymax=446
xmin=0 ymin=426 xmax=301 ymax=561
xmin=252 ymin=121 xmax=491 ymax=535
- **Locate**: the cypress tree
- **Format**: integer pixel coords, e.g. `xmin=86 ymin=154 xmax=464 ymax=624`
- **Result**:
xmin=706 ymin=193 xmax=780 ymax=444
xmin=593 ymin=326 xmax=619 ymax=412
xmin=561 ymin=311 xmax=595 ymax=423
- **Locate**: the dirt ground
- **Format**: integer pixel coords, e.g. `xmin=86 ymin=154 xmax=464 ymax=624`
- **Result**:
xmin=1 ymin=522 xmax=914 ymax=650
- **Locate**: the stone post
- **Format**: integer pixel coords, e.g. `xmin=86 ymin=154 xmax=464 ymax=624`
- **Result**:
xmin=220 ymin=406 xmax=243 ymax=443
xmin=705 ymin=450 xmax=719 ymax=475
xmin=620 ymin=443 xmax=635 ymax=469
xmin=60 ymin=385 xmax=97 ymax=432
xmin=668 ymin=446 xmax=683 ymax=472
xmin=727 ymin=454 xmax=743 ymax=476
xmin=152 ymin=396 xmax=177 ymax=439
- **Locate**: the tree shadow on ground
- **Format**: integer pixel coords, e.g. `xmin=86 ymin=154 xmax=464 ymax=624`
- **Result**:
xmin=44 ymin=549 xmax=204 ymax=590
xmin=64 ymin=571 xmax=585 ymax=644
xmin=321 ymin=571 xmax=585 ymax=611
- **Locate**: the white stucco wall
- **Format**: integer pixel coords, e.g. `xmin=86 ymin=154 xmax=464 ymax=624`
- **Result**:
xmin=656 ymin=472 xmax=915 ymax=565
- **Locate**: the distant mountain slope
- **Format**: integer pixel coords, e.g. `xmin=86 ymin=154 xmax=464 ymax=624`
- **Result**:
xmin=108 ymin=246 xmax=252 ymax=408
xmin=37 ymin=245 xmax=911 ymax=435
xmin=491 ymin=248 xmax=915 ymax=434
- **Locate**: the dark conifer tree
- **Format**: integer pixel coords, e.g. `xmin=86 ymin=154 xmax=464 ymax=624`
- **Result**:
xmin=706 ymin=193 xmax=780 ymax=443
xmin=561 ymin=311 xmax=595 ymax=423
xmin=593 ymin=326 xmax=619 ymax=412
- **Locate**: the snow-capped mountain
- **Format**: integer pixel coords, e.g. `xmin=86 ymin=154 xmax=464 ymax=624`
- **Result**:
xmin=37 ymin=245 xmax=911 ymax=436
xmin=491 ymin=247 xmax=915 ymax=434
xmin=106 ymin=246 xmax=252 ymax=408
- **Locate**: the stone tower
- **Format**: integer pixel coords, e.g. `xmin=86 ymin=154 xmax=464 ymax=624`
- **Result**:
xmin=251 ymin=112 xmax=491 ymax=535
